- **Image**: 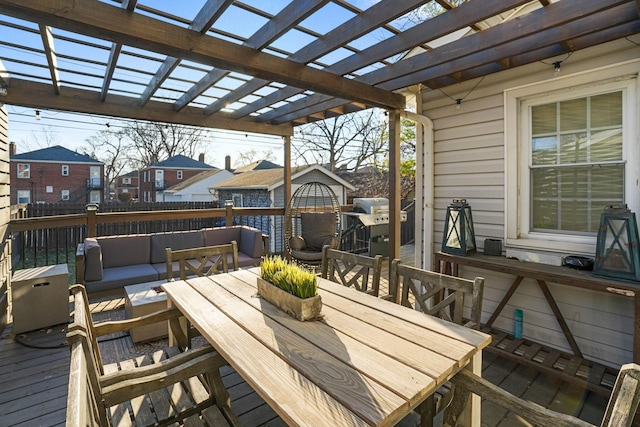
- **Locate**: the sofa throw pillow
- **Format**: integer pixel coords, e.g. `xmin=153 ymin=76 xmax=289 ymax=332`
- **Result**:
xmin=300 ymin=212 xmax=336 ymax=251
xmin=84 ymin=238 xmax=103 ymax=281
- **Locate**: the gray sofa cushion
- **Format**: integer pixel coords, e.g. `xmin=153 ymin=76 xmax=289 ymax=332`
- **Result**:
xmin=301 ymin=212 xmax=336 ymax=250
xmin=98 ymin=235 xmax=151 ymax=268
xmin=240 ymin=226 xmax=263 ymax=258
xmin=150 ymin=230 xmax=204 ymax=264
xmin=203 ymin=226 xmax=241 ymax=247
xmin=83 ymin=238 xmax=103 ymax=281
xmin=84 ymin=264 xmax=159 ymax=294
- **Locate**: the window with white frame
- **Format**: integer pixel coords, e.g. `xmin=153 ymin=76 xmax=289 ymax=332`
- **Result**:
xmin=89 ymin=190 xmax=101 ymax=203
xmin=61 ymin=189 xmax=70 ymax=201
xmin=177 ymin=170 xmax=183 ymax=180
xmin=17 ymin=190 xmax=30 ymax=204
xmin=62 ymin=165 xmax=69 ymax=176
xmin=232 ymin=193 xmax=243 ymax=207
xmin=17 ymin=163 xmax=30 ymax=178
xmin=505 ymin=67 xmax=638 ymax=256
xmin=123 ymin=177 xmax=131 ymax=184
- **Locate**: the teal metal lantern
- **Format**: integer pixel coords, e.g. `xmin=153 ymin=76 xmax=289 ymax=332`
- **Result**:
xmin=593 ymin=204 xmax=640 ymax=282
xmin=442 ymin=199 xmax=476 ymax=256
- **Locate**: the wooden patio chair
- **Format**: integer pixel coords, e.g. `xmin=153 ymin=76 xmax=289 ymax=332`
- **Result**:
xmin=165 ymin=241 xmax=239 ymax=281
xmin=320 ymin=246 xmax=384 ymax=297
xmin=66 ymin=284 xmax=238 ymax=426
xmin=390 ymin=260 xmax=484 ymax=427
xmin=443 ymin=362 xmax=640 ymax=427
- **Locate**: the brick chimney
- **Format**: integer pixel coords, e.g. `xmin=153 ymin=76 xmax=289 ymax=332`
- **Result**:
xmin=9 ymin=142 xmax=16 ymax=156
xmin=225 ymin=155 xmax=231 ymax=171
xmin=198 ymin=153 xmax=205 ymax=163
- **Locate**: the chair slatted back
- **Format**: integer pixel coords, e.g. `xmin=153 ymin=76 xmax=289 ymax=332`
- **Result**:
xmin=166 ymin=241 xmax=239 ymax=281
xmin=390 ymin=260 xmax=484 ymax=329
xmin=601 ymin=363 xmax=640 ymax=427
xmin=321 ymin=246 xmax=383 ymax=296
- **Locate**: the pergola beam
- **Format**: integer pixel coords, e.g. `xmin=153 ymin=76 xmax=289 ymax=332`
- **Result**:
xmin=101 ymin=0 xmax=138 ymax=102
xmin=266 ymin=0 xmax=636 ymax=124
xmin=174 ymin=0 xmax=329 ymax=112
xmin=38 ymin=24 xmax=60 ymax=95
xmin=243 ymin=0 xmax=531 ymax=121
xmin=2 ymin=78 xmax=293 ymax=136
xmin=138 ymin=0 xmax=234 ymax=106
xmin=0 ymin=0 xmax=404 ymax=109
xmin=206 ymin=0 xmax=429 ymax=117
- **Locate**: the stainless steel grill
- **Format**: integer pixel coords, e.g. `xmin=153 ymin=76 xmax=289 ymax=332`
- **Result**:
xmin=347 ymin=198 xmax=407 ymax=257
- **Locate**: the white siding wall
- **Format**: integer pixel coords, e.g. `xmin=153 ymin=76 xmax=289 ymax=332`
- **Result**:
xmin=420 ymin=39 xmax=640 ymax=368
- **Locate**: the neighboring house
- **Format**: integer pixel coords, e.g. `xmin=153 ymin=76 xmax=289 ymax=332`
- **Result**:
xmin=114 ymin=170 xmax=139 ymax=201
xmin=160 ymin=169 xmax=234 ymax=202
xmin=417 ymin=38 xmax=639 ymax=368
xmin=214 ymin=164 xmax=355 ymax=253
xmin=138 ymin=154 xmax=215 ymax=202
xmin=233 ymin=159 xmax=281 ymax=173
xmin=10 ymin=144 xmax=104 ymax=204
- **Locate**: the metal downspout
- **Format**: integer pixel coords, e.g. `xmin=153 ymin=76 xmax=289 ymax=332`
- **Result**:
xmin=401 ymin=110 xmax=434 ymax=270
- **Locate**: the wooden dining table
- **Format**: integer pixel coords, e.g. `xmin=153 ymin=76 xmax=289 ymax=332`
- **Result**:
xmin=162 ymin=267 xmax=491 ymax=427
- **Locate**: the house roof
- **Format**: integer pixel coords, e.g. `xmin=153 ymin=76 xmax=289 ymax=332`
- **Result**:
xmin=10 ymin=145 xmax=102 ymax=164
xmin=1 ymin=1 xmax=635 ymax=134
xmin=214 ymin=164 xmax=355 ymax=191
xmin=163 ymin=169 xmax=226 ymax=193
xmin=233 ymin=160 xmax=282 ymax=173
xmin=149 ymin=154 xmax=216 ymax=170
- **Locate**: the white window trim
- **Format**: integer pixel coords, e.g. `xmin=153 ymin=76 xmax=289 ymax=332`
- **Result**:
xmin=17 ymin=190 xmax=30 ymax=204
xmin=505 ymin=61 xmax=640 ymax=257
xmin=177 ymin=170 xmax=183 ymax=180
xmin=232 ymin=193 xmax=243 ymax=207
xmin=62 ymin=165 xmax=69 ymax=176
xmin=17 ymin=163 xmax=30 ymax=179
xmin=61 ymin=190 xmax=70 ymax=201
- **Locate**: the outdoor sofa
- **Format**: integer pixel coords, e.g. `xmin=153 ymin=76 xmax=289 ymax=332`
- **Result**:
xmin=75 ymin=225 xmax=268 ymax=295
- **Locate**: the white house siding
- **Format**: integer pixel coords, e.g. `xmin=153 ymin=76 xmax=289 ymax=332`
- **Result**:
xmin=419 ymin=39 xmax=640 ymax=368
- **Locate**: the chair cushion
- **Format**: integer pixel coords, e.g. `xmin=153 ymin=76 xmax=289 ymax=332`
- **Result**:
xmin=84 ymin=264 xmax=159 ymax=293
xmin=239 ymin=226 xmax=263 ymax=258
xmin=301 ymin=212 xmax=336 ymax=250
xmin=84 ymin=238 xmax=103 ymax=281
xmin=290 ymin=236 xmax=306 ymax=251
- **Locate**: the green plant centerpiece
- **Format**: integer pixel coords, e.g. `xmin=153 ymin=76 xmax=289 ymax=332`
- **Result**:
xmin=258 ymin=255 xmax=322 ymax=321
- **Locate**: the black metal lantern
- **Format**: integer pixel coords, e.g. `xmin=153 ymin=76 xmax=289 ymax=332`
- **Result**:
xmin=442 ymin=199 xmax=476 ymax=256
xmin=593 ymin=204 xmax=640 ymax=282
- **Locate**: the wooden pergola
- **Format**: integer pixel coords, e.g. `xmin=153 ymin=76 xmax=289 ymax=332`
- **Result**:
xmin=0 ymin=0 xmax=638 ymax=260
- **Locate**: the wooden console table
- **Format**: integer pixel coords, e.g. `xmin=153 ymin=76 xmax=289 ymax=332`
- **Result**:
xmin=434 ymin=251 xmax=640 ymax=364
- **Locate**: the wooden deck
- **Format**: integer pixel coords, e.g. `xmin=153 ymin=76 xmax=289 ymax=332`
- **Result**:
xmin=0 ymin=245 xmax=618 ymax=426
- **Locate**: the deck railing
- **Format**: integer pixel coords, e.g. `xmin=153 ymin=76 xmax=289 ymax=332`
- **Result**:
xmin=9 ymin=203 xmax=416 ymax=282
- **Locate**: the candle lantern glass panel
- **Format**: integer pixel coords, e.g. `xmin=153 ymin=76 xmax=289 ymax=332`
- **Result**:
xmin=442 ymin=199 xmax=476 ymax=256
xmin=593 ymin=204 xmax=640 ymax=282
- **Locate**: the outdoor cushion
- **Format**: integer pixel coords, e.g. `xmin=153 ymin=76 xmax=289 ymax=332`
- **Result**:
xmin=97 ymin=235 xmax=151 ymax=268
xmin=83 ymin=238 xmax=103 ymax=281
xmin=84 ymin=264 xmax=159 ymax=294
xmin=203 ymin=226 xmax=242 ymax=247
xmin=239 ymin=226 xmax=263 ymax=258
xmin=290 ymin=236 xmax=306 ymax=251
xmin=150 ymin=230 xmax=204 ymax=264
xmin=301 ymin=212 xmax=336 ymax=250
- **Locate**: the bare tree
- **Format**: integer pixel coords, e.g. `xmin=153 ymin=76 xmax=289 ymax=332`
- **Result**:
xmin=234 ymin=148 xmax=276 ymax=167
xmin=19 ymin=125 xmax=59 ymax=151
xmin=292 ymin=110 xmax=387 ymax=172
xmin=85 ymin=129 xmax=130 ymax=195
xmin=122 ymin=121 xmax=206 ymax=168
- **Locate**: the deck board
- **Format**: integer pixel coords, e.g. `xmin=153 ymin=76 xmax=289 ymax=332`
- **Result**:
xmin=0 ymin=245 xmax=619 ymax=426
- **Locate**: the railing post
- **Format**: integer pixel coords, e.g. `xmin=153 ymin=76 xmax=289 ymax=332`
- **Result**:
xmin=225 ymin=200 xmax=233 ymax=227
xmin=86 ymin=203 xmax=99 ymax=238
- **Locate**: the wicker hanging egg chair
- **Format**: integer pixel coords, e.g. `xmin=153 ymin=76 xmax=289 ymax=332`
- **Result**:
xmin=284 ymin=182 xmax=342 ymax=265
